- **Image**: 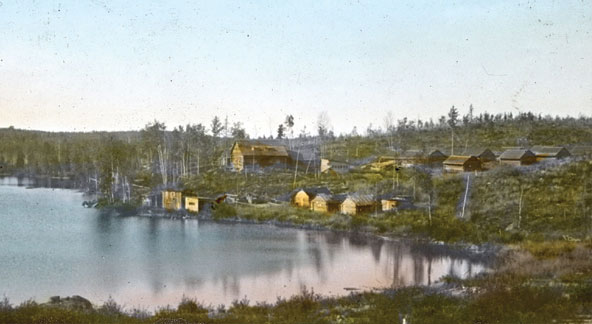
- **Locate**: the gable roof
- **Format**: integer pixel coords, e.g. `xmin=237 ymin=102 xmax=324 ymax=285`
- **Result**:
xmin=232 ymin=140 xmax=288 ymax=157
xmin=460 ymin=148 xmax=495 ymax=158
xmin=530 ymin=146 xmax=570 ymax=157
xmin=499 ymin=149 xmax=535 ymax=160
xmin=311 ymin=193 xmax=347 ymax=204
xmin=428 ymin=149 xmax=448 ymax=158
xmin=444 ymin=155 xmax=477 ymax=165
xmin=344 ymin=193 xmax=375 ymax=206
xmin=295 ymin=187 xmax=332 ymax=197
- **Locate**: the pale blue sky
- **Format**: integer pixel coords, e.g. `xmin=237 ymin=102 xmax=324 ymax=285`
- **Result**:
xmin=0 ymin=0 xmax=590 ymax=135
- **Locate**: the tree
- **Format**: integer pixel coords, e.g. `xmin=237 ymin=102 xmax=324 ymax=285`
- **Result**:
xmin=284 ymin=115 xmax=294 ymax=138
xmin=277 ymin=124 xmax=285 ymax=139
xmin=231 ymin=122 xmax=247 ymax=139
xmin=211 ymin=116 xmax=224 ymax=138
xmin=317 ymin=111 xmax=331 ymax=138
xmin=447 ymin=106 xmax=459 ymax=129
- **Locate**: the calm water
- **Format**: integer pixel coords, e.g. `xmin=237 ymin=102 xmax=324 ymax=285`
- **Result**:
xmin=0 ymin=177 xmax=491 ymax=310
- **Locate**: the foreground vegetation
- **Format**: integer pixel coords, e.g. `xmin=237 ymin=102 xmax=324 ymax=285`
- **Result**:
xmin=2 ymin=244 xmax=590 ymax=324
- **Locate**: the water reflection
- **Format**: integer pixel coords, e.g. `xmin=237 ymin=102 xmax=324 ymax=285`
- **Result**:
xmin=0 ymin=178 xmax=495 ymax=310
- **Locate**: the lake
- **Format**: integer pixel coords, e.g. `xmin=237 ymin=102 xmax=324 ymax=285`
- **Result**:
xmin=0 ymin=177 xmax=492 ymax=310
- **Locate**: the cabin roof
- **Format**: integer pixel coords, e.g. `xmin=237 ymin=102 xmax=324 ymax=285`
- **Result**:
xmin=530 ymin=146 xmax=570 ymax=157
xmin=344 ymin=193 xmax=375 ymax=206
xmin=311 ymin=193 xmax=346 ymax=203
xmin=232 ymin=140 xmax=288 ymax=157
xmin=444 ymin=155 xmax=476 ymax=165
xmin=459 ymin=148 xmax=494 ymax=157
xmin=295 ymin=187 xmax=332 ymax=197
xmin=500 ymin=149 xmax=535 ymax=160
xmin=379 ymin=194 xmax=411 ymax=201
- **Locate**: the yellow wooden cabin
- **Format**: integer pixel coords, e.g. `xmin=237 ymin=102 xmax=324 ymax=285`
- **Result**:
xmin=340 ymin=194 xmax=376 ymax=215
xmin=292 ymin=187 xmax=332 ymax=208
xmin=162 ymin=190 xmax=182 ymax=210
xmin=184 ymin=196 xmax=199 ymax=213
xmin=231 ymin=140 xmax=289 ymax=172
xmin=310 ymin=194 xmax=343 ymax=213
xmin=381 ymin=196 xmax=412 ymax=212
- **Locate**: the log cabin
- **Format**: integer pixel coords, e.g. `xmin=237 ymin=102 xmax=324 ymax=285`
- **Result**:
xmin=340 ymin=194 xmax=377 ymax=215
xmin=499 ymin=149 xmax=537 ymax=166
xmin=231 ymin=140 xmax=289 ymax=172
xmin=443 ymin=155 xmax=482 ymax=172
xmin=292 ymin=187 xmax=332 ymax=208
xmin=530 ymin=146 xmax=571 ymax=161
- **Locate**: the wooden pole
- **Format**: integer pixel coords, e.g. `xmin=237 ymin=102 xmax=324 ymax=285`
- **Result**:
xmin=461 ymin=174 xmax=470 ymax=219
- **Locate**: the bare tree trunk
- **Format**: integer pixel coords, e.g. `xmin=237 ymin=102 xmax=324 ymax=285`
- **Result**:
xmin=292 ymin=147 xmax=300 ymax=188
xmin=158 ymin=144 xmax=168 ymax=186
xmin=428 ymin=193 xmax=432 ymax=226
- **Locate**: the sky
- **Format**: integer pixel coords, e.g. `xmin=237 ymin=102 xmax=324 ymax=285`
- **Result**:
xmin=0 ymin=0 xmax=591 ymax=136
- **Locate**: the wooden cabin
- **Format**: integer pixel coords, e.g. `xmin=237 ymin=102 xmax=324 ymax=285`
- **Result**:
xmin=184 ymin=196 xmax=199 ymax=213
xmin=230 ymin=140 xmax=289 ymax=172
xmin=443 ymin=155 xmax=482 ymax=172
xmin=321 ymin=159 xmax=352 ymax=174
xmin=499 ymin=149 xmax=536 ymax=166
xmin=530 ymin=146 xmax=571 ymax=161
xmin=381 ymin=196 xmax=412 ymax=212
xmin=458 ymin=148 xmax=497 ymax=169
xmin=292 ymin=187 xmax=332 ymax=208
xmin=310 ymin=194 xmax=343 ymax=213
xmin=340 ymin=194 xmax=377 ymax=215
xmin=162 ymin=190 xmax=182 ymax=210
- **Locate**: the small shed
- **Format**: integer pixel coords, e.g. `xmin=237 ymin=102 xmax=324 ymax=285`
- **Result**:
xmin=443 ymin=155 xmax=482 ymax=172
xmin=381 ymin=196 xmax=412 ymax=212
xmin=292 ymin=187 xmax=332 ymax=208
xmin=530 ymin=146 xmax=571 ymax=161
xmin=310 ymin=193 xmax=344 ymax=213
xmin=184 ymin=196 xmax=199 ymax=213
xmin=499 ymin=149 xmax=537 ymax=166
xmin=162 ymin=190 xmax=182 ymax=210
xmin=340 ymin=194 xmax=377 ymax=215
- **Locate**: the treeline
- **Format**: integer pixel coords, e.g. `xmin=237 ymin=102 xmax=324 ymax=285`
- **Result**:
xmin=0 ymin=109 xmax=591 ymax=205
xmin=0 ymin=120 xmax=227 ymax=204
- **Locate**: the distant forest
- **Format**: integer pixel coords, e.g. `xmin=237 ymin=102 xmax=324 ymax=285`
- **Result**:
xmin=1 ymin=108 xmax=591 ymax=205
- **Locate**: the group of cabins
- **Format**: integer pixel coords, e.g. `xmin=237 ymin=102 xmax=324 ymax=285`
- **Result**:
xmin=290 ymin=187 xmax=412 ymax=215
xmin=442 ymin=146 xmax=571 ymax=172
xmin=146 ymin=189 xmax=201 ymax=213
